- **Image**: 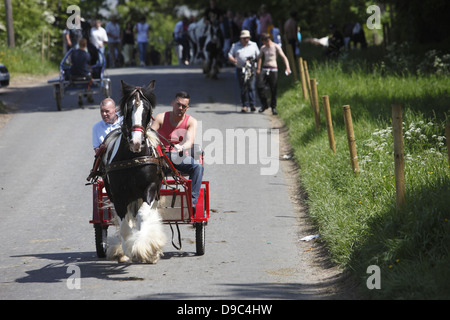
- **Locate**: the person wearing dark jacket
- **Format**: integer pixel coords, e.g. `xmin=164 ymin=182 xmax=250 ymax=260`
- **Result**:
xmin=70 ymin=38 xmax=91 ymax=78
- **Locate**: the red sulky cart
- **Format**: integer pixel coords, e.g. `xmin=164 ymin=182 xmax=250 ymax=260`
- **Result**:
xmin=89 ymin=146 xmax=210 ymax=258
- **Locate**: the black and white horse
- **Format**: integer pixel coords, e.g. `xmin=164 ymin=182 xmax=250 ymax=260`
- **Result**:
xmin=103 ymin=80 xmax=166 ymax=263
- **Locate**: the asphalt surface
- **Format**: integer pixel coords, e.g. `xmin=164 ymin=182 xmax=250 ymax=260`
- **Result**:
xmin=0 ymin=65 xmax=346 ymax=300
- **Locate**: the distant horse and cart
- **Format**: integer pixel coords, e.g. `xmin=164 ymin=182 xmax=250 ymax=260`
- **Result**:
xmin=48 ymin=48 xmax=112 ymax=111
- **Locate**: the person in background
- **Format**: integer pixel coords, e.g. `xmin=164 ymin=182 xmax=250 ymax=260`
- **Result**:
xmin=105 ymin=16 xmax=121 ymax=68
xmin=256 ymin=33 xmax=291 ymax=115
xmin=284 ymin=11 xmax=298 ymax=57
xmin=174 ymin=17 xmax=191 ymax=65
xmin=90 ymin=19 xmax=108 ymax=56
xmin=70 ymin=38 xmax=91 ymax=79
xmin=228 ymin=29 xmax=260 ymax=113
xmin=64 ymin=15 xmax=83 ymax=52
xmin=135 ymin=17 xmax=150 ymax=66
xmin=122 ymin=22 xmax=135 ymax=66
xmin=296 ymin=26 xmax=302 ymax=56
xmin=258 ymin=4 xmax=272 ymax=44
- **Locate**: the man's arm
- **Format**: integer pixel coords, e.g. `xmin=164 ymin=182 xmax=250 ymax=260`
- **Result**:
xmin=179 ymin=116 xmax=197 ymax=151
xmin=150 ymin=112 xmax=164 ymax=131
xmin=256 ymin=49 xmax=263 ymax=75
xmin=277 ymin=45 xmax=291 ymax=74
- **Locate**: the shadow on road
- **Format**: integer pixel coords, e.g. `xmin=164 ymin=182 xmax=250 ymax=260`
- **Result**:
xmin=0 ymin=66 xmax=238 ymax=114
xmin=12 ymin=252 xmax=130 ymax=283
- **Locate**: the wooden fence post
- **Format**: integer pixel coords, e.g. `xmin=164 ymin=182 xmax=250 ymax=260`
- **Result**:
xmin=392 ymin=104 xmax=406 ymax=208
xmin=298 ymin=57 xmax=308 ymax=100
xmin=343 ymin=105 xmax=359 ymax=175
xmin=47 ymin=31 xmax=50 ymax=60
xmin=303 ymin=60 xmax=311 ymax=99
xmin=310 ymin=79 xmax=320 ymax=132
xmin=41 ymin=29 xmax=45 ymax=61
xmin=322 ymin=95 xmax=336 ymax=153
xmin=446 ymin=123 xmax=450 ymax=166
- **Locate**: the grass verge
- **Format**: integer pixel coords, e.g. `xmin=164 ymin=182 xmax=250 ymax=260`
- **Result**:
xmin=277 ymin=44 xmax=450 ymax=299
xmin=0 ymin=46 xmax=59 ymax=75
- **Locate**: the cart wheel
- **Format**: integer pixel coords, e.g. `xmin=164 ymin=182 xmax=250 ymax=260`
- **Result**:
xmin=195 ymin=222 xmax=205 ymax=256
xmin=78 ymin=94 xmax=83 ymax=107
xmin=55 ymin=85 xmax=62 ymax=111
xmin=94 ymin=224 xmax=108 ymax=258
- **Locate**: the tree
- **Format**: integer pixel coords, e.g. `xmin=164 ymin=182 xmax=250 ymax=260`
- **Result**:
xmin=4 ymin=0 xmax=14 ymax=47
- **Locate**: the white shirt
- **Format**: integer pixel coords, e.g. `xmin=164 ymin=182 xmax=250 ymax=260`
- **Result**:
xmin=105 ymin=21 xmax=120 ymax=43
xmin=228 ymin=40 xmax=260 ymax=68
xmin=90 ymin=27 xmax=108 ymax=49
xmin=92 ymin=115 xmax=123 ymax=149
xmin=135 ymin=22 xmax=149 ymax=43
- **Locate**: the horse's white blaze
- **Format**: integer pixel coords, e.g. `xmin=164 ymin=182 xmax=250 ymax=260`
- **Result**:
xmin=130 ymin=100 xmax=144 ymax=152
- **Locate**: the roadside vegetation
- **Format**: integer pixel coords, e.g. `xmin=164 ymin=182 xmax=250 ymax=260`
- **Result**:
xmin=277 ymin=43 xmax=450 ymax=299
xmin=0 ymin=46 xmax=58 ymax=75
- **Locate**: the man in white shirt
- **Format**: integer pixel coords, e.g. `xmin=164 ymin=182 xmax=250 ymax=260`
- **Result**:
xmin=105 ymin=16 xmax=120 ymax=67
xmin=228 ymin=29 xmax=260 ymax=112
xmin=90 ymin=19 xmax=108 ymax=56
xmin=88 ymin=98 xmax=122 ymax=182
xmin=92 ymin=98 xmax=123 ymax=152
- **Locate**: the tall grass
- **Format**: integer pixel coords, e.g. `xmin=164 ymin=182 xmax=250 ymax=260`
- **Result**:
xmin=0 ymin=46 xmax=58 ymax=75
xmin=277 ymin=45 xmax=450 ymax=299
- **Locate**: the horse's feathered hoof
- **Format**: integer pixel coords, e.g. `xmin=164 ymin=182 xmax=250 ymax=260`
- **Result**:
xmin=118 ymin=255 xmax=130 ymax=263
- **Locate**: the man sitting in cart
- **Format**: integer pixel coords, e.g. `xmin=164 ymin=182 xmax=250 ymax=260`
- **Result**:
xmin=70 ymin=38 xmax=92 ymax=80
xmin=150 ymin=91 xmax=204 ymax=209
xmin=87 ymin=98 xmax=123 ymax=181
xmin=70 ymin=38 xmax=94 ymax=103
xmin=92 ymin=98 xmax=123 ymax=153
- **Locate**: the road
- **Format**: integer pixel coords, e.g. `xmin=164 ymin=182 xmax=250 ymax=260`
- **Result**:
xmin=0 ymin=66 xmax=347 ymax=300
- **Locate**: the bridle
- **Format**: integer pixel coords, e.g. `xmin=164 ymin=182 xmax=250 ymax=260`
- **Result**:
xmin=124 ymin=87 xmax=153 ymax=144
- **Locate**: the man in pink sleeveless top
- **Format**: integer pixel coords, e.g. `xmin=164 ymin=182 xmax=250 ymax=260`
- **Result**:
xmin=151 ymin=91 xmax=203 ymax=208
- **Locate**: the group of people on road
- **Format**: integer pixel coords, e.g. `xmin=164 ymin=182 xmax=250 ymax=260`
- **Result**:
xmin=64 ymin=15 xmax=153 ymax=69
xmin=227 ymin=3 xmax=295 ymax=116
xmin=228 ymin=29 xmax=290 ymax=115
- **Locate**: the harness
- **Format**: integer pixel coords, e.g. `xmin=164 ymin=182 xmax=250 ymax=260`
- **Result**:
xmin=122 ymin=87 xmax=151 ymax=144
xmin=104 ymin=155 xmax=162 ymax=174
xmin=87 ymin=88 xmax=161 ymax=182
xmin=86 ymin=88 xmax=186 ymax=186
